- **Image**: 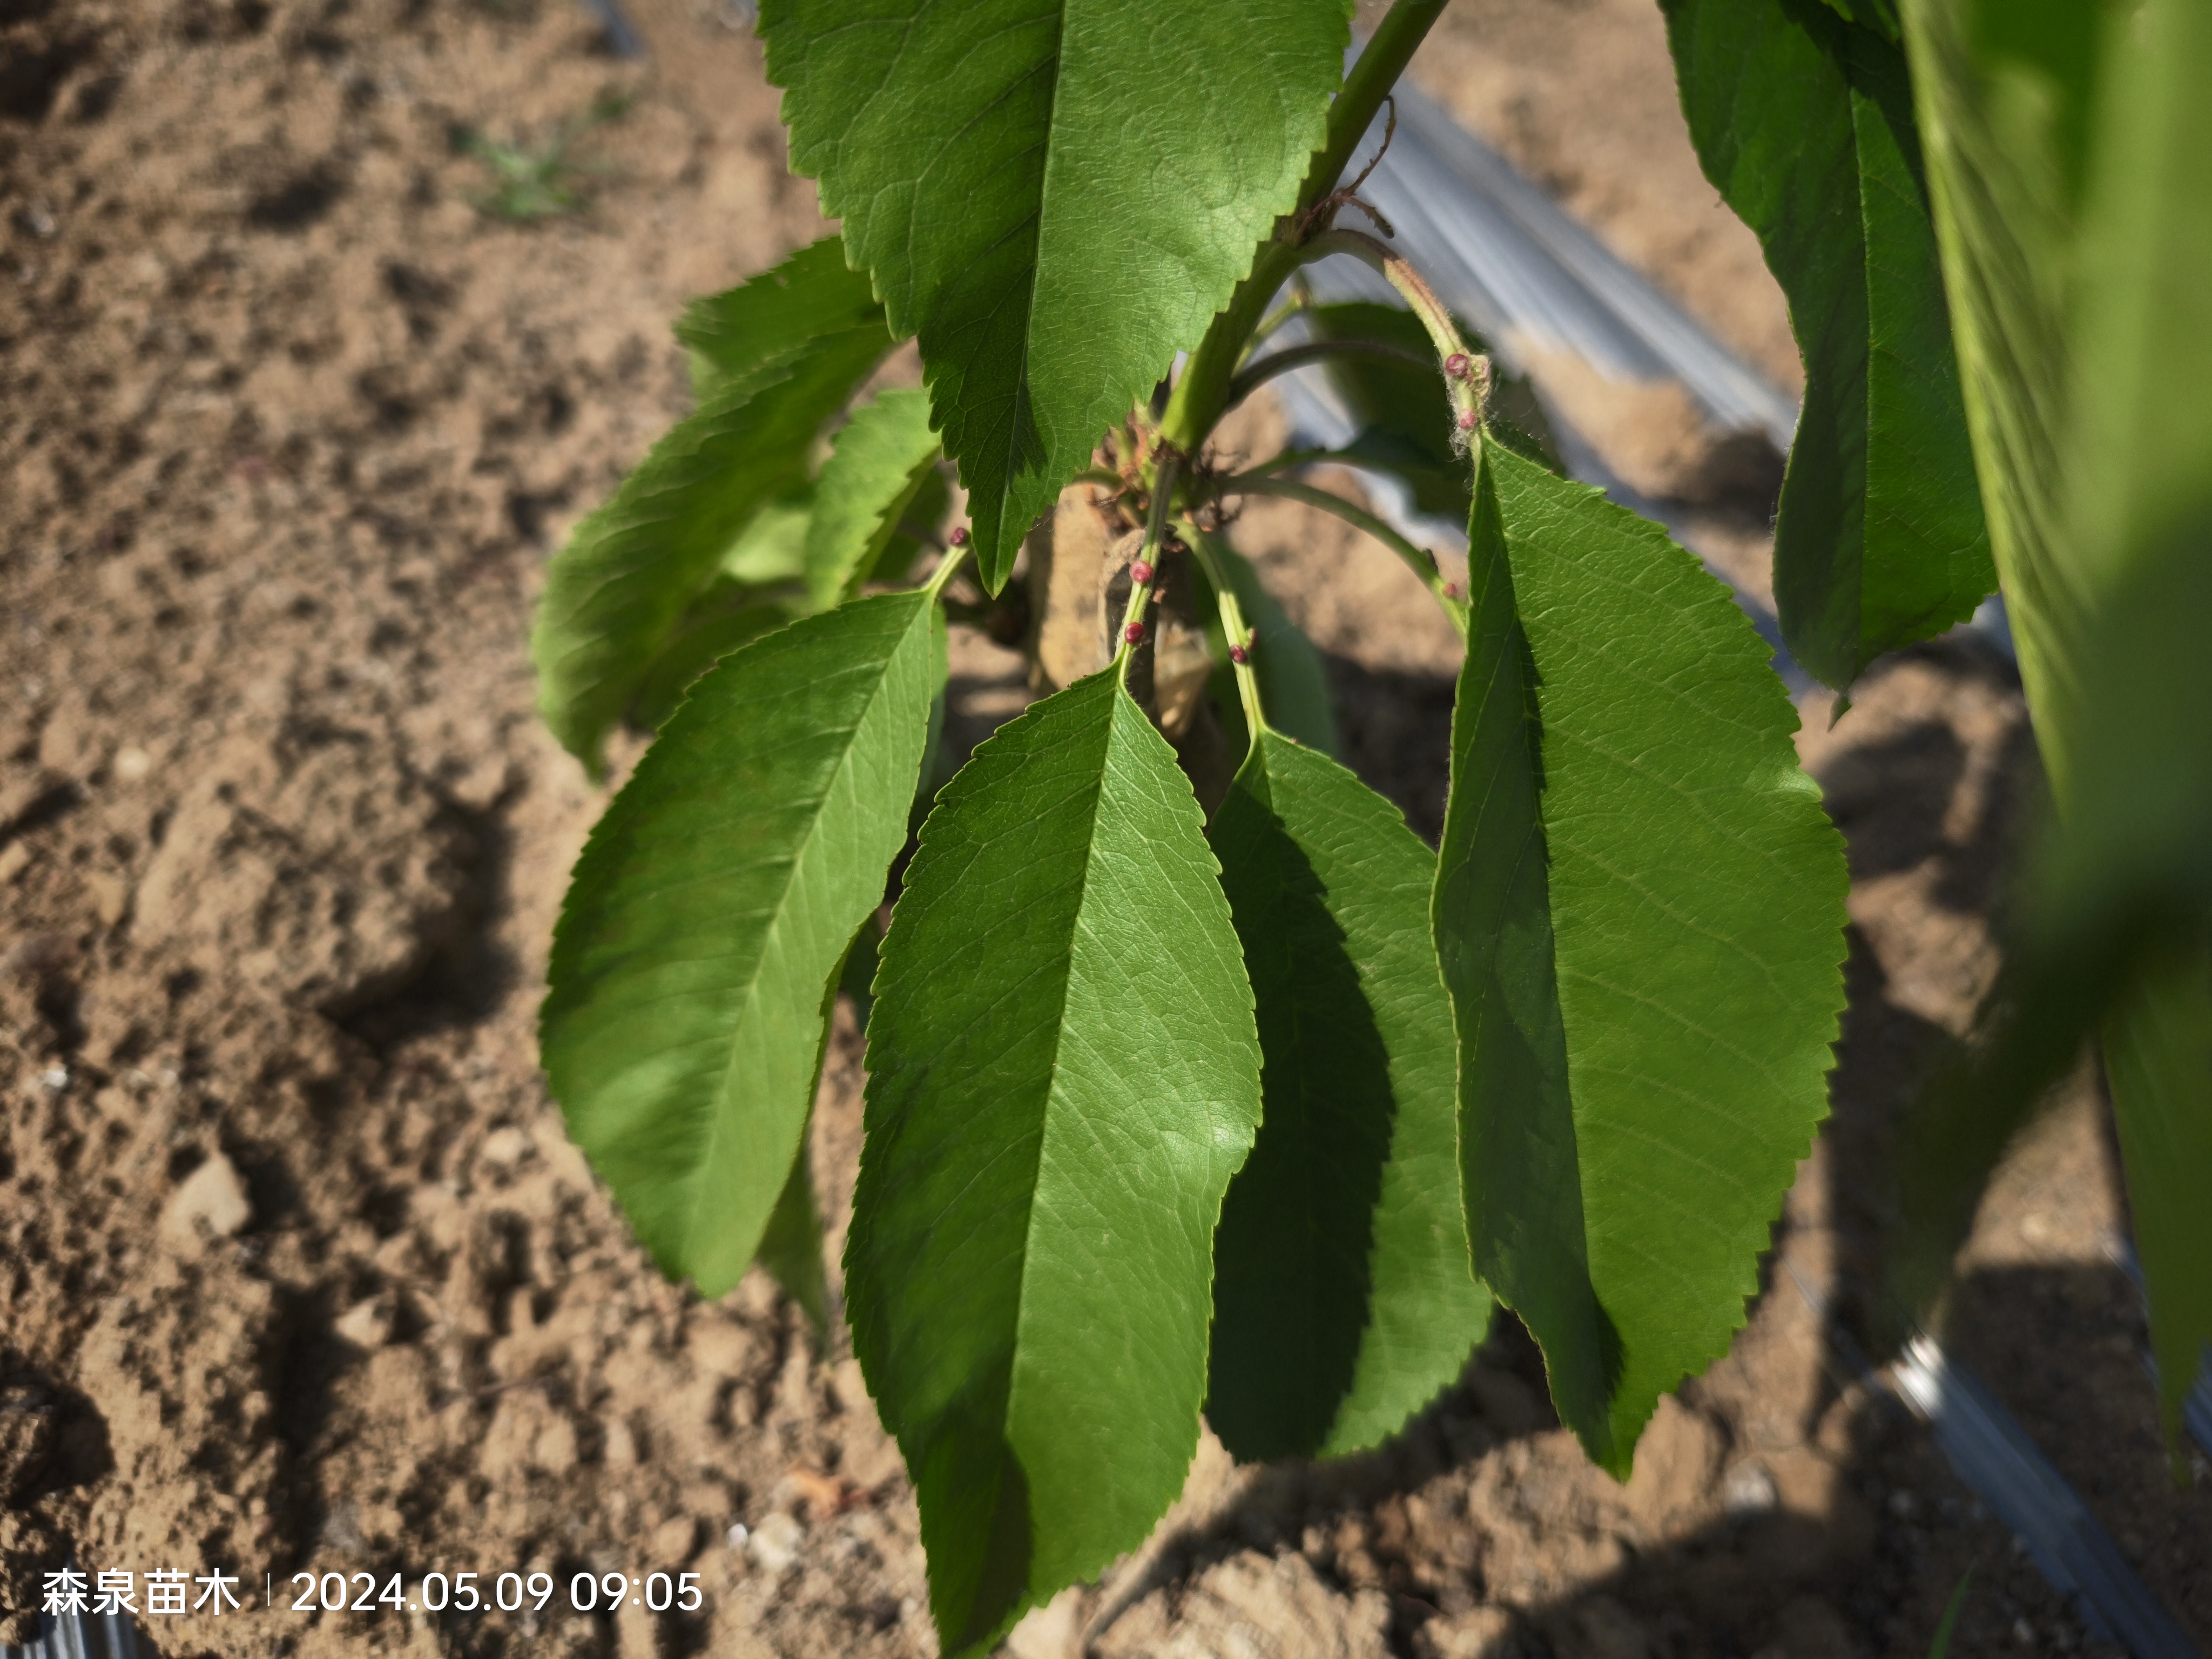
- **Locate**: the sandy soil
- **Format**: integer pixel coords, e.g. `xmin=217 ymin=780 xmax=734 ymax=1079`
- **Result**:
xmin=3 ymin=1 xmax=2205 ymax=1656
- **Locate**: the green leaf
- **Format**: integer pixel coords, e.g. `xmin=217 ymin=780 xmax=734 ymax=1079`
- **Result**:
xmin=2099 ymin=959 xmax=2212 ymax=1454
xmin=1206 ymin=729 xmax=1488 ymax=1461
xmin=759 ymin=0 xmax=1352 ymax=589
xmin=1897 ymin=0 xmax=2103 ymax=734
xmin=630 ymin=596 xmax=791 ymax=732
xmin=1435 ymin=437 xmax=1846 ymax=1473
xmin=720 ymin=484 xmax=815 ymax=588
xmin=1928 ymin=1565 xmax=1974 ymax=1659
xmin=806 ymin=389 xmax=944 ymax=608
xmin=1819 ymin=0 xmax=1899 ymax=42
xmin=757 ymin=1118 xmax=831 ymax=1337
xmin=849 ymin=669 xmax=1261 ymax=1655
xmin=534 ymin=243 xmax=895 ymax=769
xmin=1664 ymin=0 xmax=1991 ymax=689
xmin=542 ymin=592 xmax=944 ymax=1297
xmin=675 ymin=235 xmax=886 ymax=393
xmin=1903 ymin=0 xmax=2212 ymax=1442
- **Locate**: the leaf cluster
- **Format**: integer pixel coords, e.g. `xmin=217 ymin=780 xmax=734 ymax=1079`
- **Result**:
xmin=526 ymin=0 xmax=2212 ymax=1648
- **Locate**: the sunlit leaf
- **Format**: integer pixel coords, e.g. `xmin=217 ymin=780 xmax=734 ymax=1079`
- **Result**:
xmin=533 ymin=241 xmax=893 ymax=768
xmin=760 ymin=0 xmax=1352 ymax=588
xmin=543 ymin=592 xmax=942 ymax=1296
xmin=806 ymin=389 xmax=944 ymax=608
xmin=849 ymin=669 xmax=1260 ymax=1654
xmin=1435 ymin=436 xmax=1846 ymax=1473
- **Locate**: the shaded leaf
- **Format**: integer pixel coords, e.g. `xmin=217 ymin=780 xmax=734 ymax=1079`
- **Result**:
xmin=534 ymin=244 xmax=895 ymax=768
xmin=850 ymin=669 xmax=1260 ymax=1654
xmin=806 ymin=388 xmax=943 ymax=608
xmin=1819 ymin=0 xmax=1899 ymax=42
xmin=543 ymin=592 xmax=943 ymax=1297
xmin=1435 ymin=436 xmax=1846 ymax=1473
xmin=1208 ymin=728 xmax=1488 ymax=1461
xmin=757 ymin=1118 xmax=831 ymax=1337
xmin=760 ymin=0 xmax=1351 ymax=589
xmin=1903 ymin=0 xmax=2212 ymax=1440
xmin=1665 ymin=0 xmax=1991 ymax=688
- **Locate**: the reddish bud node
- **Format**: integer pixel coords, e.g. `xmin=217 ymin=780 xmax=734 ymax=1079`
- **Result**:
xmin=1228 ymin=644 xmax=1250 ymax=665
xmin=1124 ymin=621 xmax=1146 ymax=645
xmin=1443 ymin=581 xmax=1462 ymax=600
xmin=1129 ymin=559 xmax=1155 ymax=585
xmin=1455 ymin=409 xmax=1478 ymax=431
xmin=948 ymin=526 xmax=970 ymax=547
xmin=1444 ymin=353 xmax=1472 ymax=380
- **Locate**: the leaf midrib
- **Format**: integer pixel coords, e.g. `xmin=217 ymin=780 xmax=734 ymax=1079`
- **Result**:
xmin=1002 ymin=684 xmax=1122 ymax=1453
xmin=676 ymin=600 xmax=926 ymax=1259
xmin=990 ymin=4 xmax=1067 ymax=552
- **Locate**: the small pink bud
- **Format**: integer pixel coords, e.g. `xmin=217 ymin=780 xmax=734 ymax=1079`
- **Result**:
xmin=1129 ymin=559 xmax=1155 ymax=585
xmin=1445 ymin=353 xmax=1472 ymax=379
xmin=1455 ymin=409 xmax=1477 ymax=431
xmin=949 ymin=526 xmax=970 ymax=547
xmin=1228 ymin=644 xmax=1249 ymax=665
xmin=1124 ymin=621 xmax=1146 ymax=645
xmin=1443 ymin=581 xmax=1462 ymax=600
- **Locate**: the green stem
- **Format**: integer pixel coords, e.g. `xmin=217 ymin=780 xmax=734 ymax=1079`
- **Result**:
xmin=1158 ymin=0 xmax=1450 ymax=458
xmin=1242 ymin=291 xmax=1313 ymax=363
xmin=1222 ymin=447 xmax=1371 ymax=482
xmin=923 ymin=538 xmax=972 ymax=599
xmin=1224 ymin=339 xmax=1431 ymax=409
xmin=1114 ymin=454 xmax=1182 ymax=686
xmin=1179 ymin=518 xmax=1266 ymax=745
xmin=1296 ymin=1 xmax=1448 ymax=219
xmin=1160 ymin=238 xmax=1311 ymax=455
xmin=1300 ymin=227 xmax=1492 ymax=430
xmin=1221 ymin=475 xmax=1466 ymax=636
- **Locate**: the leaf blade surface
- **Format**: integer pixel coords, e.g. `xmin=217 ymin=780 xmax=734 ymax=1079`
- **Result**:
xmin=1208 ymin=729 xmax=1488 ymax=1461
xmin=759 ymin=0 xmax=1351 ymax=587
xmin=851 ymin=670 xmax=1260 ymax=1653
xmin=543 ymin=592 xmax=942 ymax=1297
xmin=1437 ymin=438 xmax=1847 ymax=1472
xmin=806 ymin=389 xmax=944 ymax=608
xmin=534 ymin=241 xmax=893 ymax=767
xmin=1903 ymin=0 xmax=2212 ymax=1440
xmin=1665 ymin=0 xmax=1991 ymax=687
xmin=675 ymin=237 xmax=884 ymax=392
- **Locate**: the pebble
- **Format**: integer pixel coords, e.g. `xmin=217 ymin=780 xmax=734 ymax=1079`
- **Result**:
xmin=334 ymin=1296 xmax=393 ymax=1349
xmin=1721 ymin=1459 xmax=1779 ymax=1516
xmin=113 ymin=745 xmax=152 ymax=783
xmin=160 ymin=1151 xmax=252 ymax=1251
xmin=745 ymin=1511 xmax=805 ymax=1573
